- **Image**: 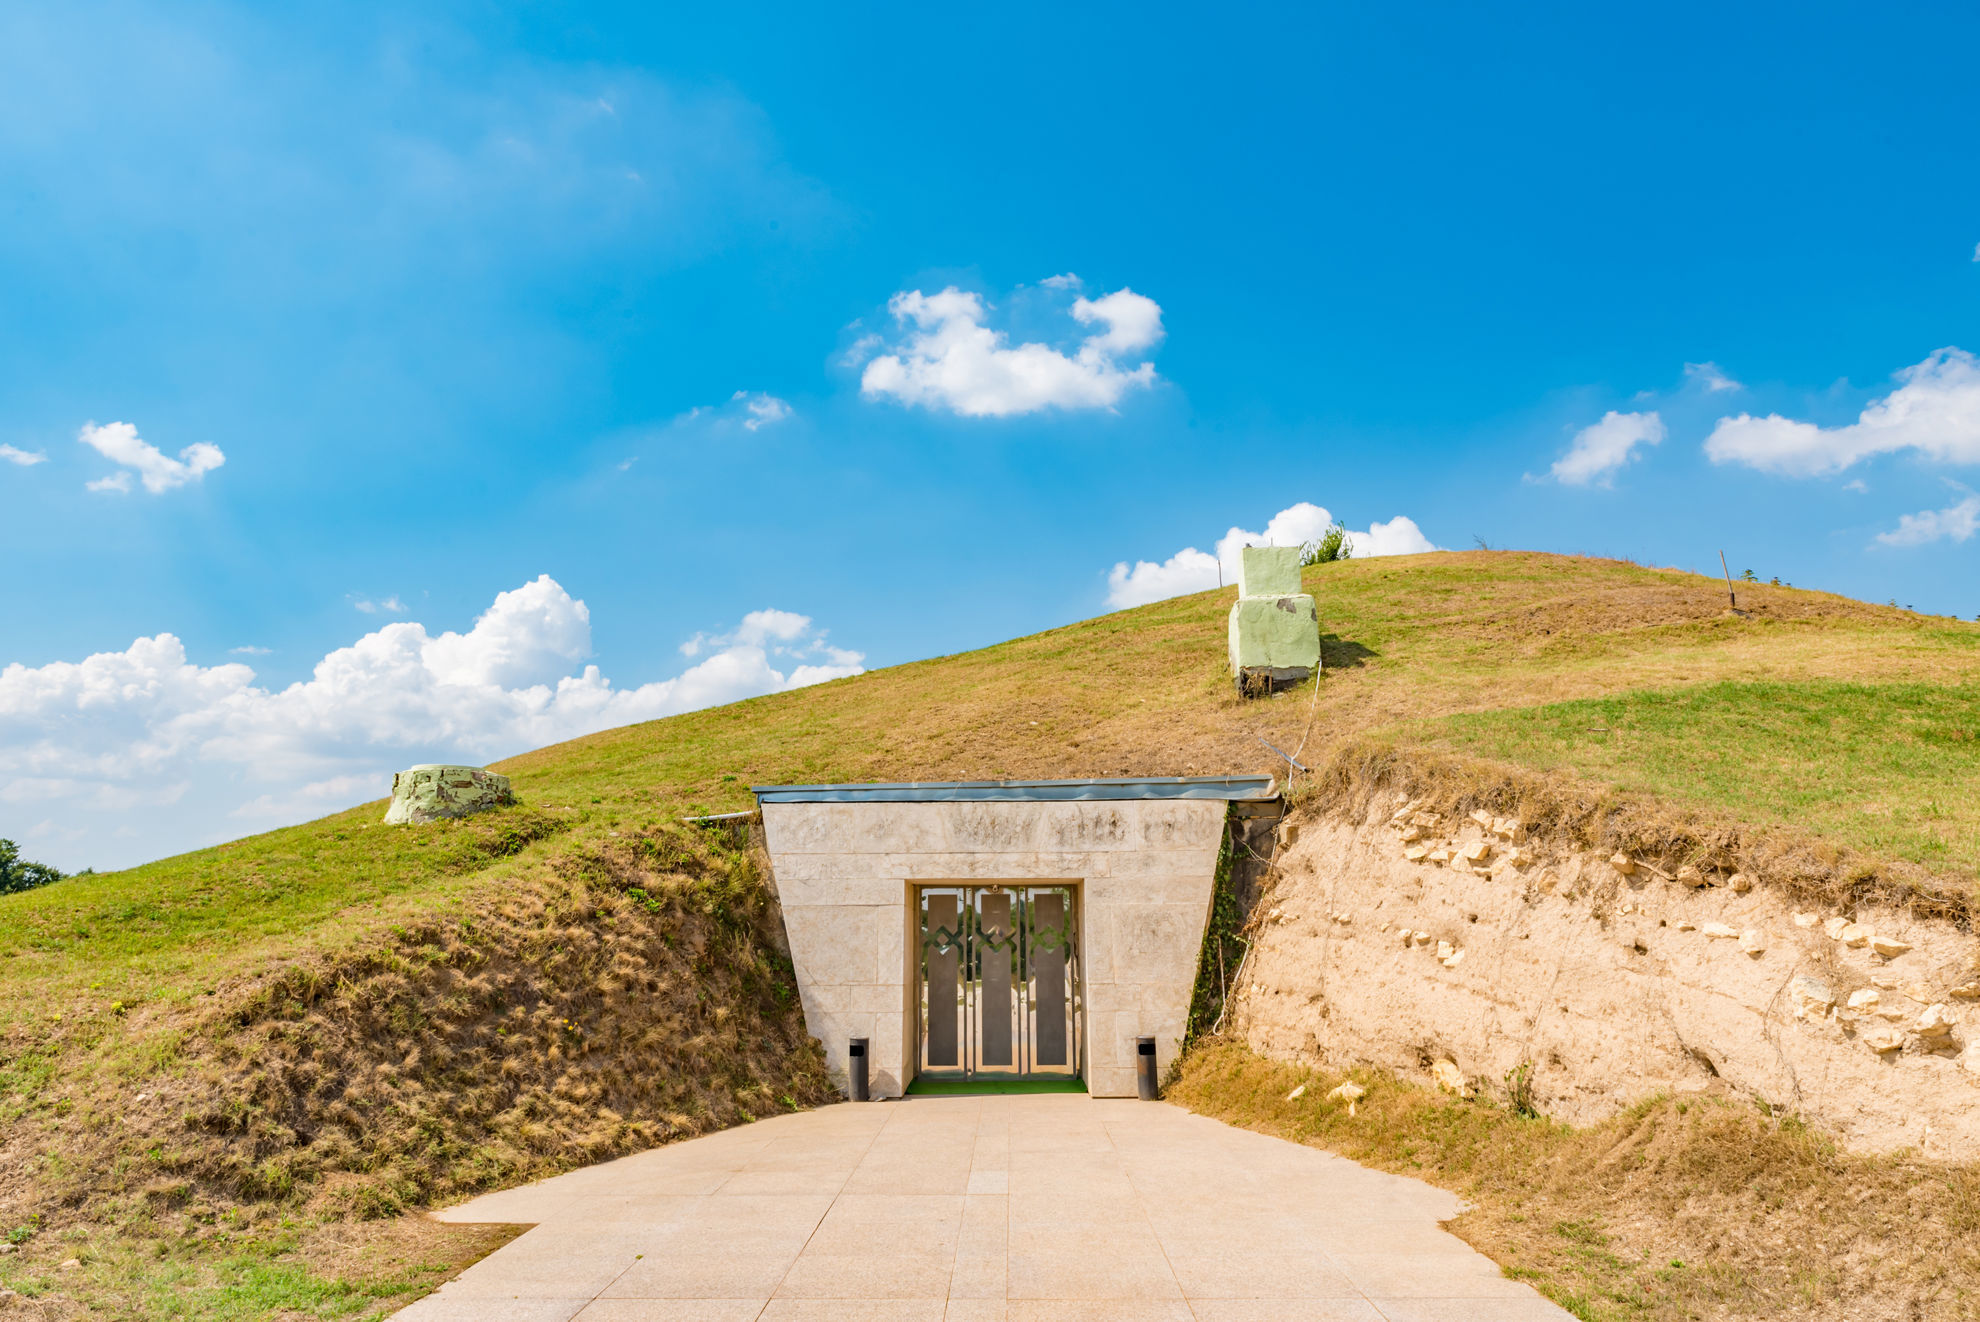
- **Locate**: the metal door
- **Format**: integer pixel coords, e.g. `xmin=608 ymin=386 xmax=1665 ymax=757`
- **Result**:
xmin=917 ymin=885 xmax=1080 ymax=1081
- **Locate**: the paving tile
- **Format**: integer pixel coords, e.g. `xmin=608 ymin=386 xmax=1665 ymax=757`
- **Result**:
xmin=1330 ymin=1252 xmax=1536 ymax=1299
xmin=395 ymin=1298 xmax=588 ymax=1321
xmin=433 ymin=1229 xmax=649 ymax=1298
xmin=1367 ymin=1300 xmax=1578 ymax=1321
xmin=946 ymin=1253 xmax=1007 ymax=1300
xmin=1166 ymin=1252 xmax=1362 ymax=1300
xmin=1143 ymin=1211 xmax=1302 ymax=1253
xmin=561 ymin=1196 xmax=711 ymax=1231
xmin=941 ymin=1302 xmax=1006 ymax=1322
xmin=574 ymin=1303 xmax=768 ymax=1321
xmin=718 ymin=1170 xmax=856 ymax=1196
xmin=1005 ymin=1246 xmax=1184 ymax=1301
xmin=774 ymin=1254 xmax=958 ymax=1300
xmin=802 ymin=1195 xmax=966 ymax=1258
xmin=1003 ymin=1304 xmax=1194 ymax=1322
xmin=405 ymin=1097 xmax=1568 ymax=1322
xmin=1004 ymin=1193 xmax=1143 ymax=1230
xmin=1295 ymin=1219 xmax=1488 ymax=1257
xmin=599 ymin=1248 xmax=802 ymax=1300
xmin=676 ymin=1194 xmax=836 ymax=1234
xmin=756 ymin=1302 xmax=947 ymax=1322
xmin=1185 ymin=1303 xmax=1386 ymax=1322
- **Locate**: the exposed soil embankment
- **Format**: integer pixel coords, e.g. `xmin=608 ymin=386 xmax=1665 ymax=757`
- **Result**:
xmin=0 ymin=828 xmax=835 ymax=1238
xmin=1235 ymin=783 xmax=1980 ymax=1156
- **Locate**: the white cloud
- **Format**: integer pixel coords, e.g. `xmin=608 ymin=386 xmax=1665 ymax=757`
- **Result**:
xmin=1355 ymin=514 xmax=1439 ymax=558
xmin=1103 ymin=548 xmax=1222 ymax=610
xmin=734 ymin=608 xmax=811 ymax=645
xmin=78 ymin=421 xmax=225 ymax=493
xmin=1104 ymin=502 xmax=1439 ymax=609
xmin=0 ymin=576 xmax=863 ymax=870
xmin=1550 ymin=411 xmax=1666 ymax=487
xmin=1704 ymin=348 xmax=1980 ymax=477
xmin=732 ymin=390 xmax=793 ymax=430
xmin=0 ymin=444 xmax=46 ymax=466
xmin=839 ymin=333 xmax=884 ymax=368
xmin=229 ymin=645 xmax=273 ymax=656
xmin=1973 ymin=242 xmax=1979 ymax=262
xmin=676 ymin=607 xmax=857 ymax=683
xmin=1684 ymin=361 xmax=1742 ymax=393
xmin=352 ymin=595 xmax=408 ymax=615
xmin=859 ymin=281 xmax=1163 ymax=417
xmin=1873 ymin=495 xmax=1980 ymax=548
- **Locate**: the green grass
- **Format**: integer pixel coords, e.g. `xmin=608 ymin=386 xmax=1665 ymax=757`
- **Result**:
xmin=1417 ymin=680 xmax=1980 ymax=873
xmin=0 ymin=805 xmax=577 ymax=1040
xmin=0 ymin=1215 xmax=513 ymax=1321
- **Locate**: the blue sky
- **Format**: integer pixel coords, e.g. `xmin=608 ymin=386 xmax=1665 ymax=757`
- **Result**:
xmin=4 ymin=1 xmax=1979 ymax=869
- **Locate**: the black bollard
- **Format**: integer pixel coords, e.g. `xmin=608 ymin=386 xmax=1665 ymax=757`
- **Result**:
xmin=849 ymin=1037 xmax=870 ymax=1101
xmin=1136 ymin=1036 xmax=1159 ymax=1100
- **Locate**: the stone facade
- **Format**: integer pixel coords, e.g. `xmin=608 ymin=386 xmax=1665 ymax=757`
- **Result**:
xmin=760 ymin=797 xmax=1228 ymax=1099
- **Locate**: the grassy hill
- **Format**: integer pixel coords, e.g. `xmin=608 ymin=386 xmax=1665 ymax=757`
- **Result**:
xmin=4 ymin=550 xmax=1979 ymax=1317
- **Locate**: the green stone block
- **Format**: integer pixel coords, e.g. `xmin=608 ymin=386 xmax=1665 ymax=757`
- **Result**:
xmin=1237 ymin=545 xmax=1304 ymax=597
xmin=384 ymin=764 xmax=516 ymax=825
xmin=1228 ymin=593 xmax=1320 ymax=674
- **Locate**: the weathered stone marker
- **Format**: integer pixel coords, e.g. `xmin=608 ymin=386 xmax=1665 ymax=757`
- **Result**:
xmin=383 ymin=764 xmax=516 ymax=825
xmin=1227 ymin=544 xmax=1320 ymax=693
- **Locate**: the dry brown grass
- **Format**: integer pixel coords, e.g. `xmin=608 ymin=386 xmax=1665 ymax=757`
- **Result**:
xmin=0 ymin=826 xmax=833 ymax=1316
xmin=1170 ymin=1040 xmax=1980 ymax=1321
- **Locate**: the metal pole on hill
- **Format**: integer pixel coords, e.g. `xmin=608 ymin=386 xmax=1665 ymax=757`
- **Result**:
xmin=1718 ymin=550 xmax=1736 ymax=611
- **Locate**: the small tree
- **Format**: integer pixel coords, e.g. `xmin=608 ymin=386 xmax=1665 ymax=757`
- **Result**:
xmin=0 ymin=839 xmax=64 ymax=897
xmin=1739 ymin=569 xmax=1759 ymax=583
xmin=1301 ymin=523 xmax=1353 ymax=566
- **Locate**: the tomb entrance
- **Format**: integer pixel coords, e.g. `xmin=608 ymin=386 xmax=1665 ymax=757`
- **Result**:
xmin=750 ymin=775 xmax=1276 ymax=1097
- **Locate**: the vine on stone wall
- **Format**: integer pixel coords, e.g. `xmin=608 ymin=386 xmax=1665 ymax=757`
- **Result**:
xmin=1184 ymin=811 xmax=1247 ymax=1048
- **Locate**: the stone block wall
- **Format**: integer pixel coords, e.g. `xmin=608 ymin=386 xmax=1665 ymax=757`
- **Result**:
xmin=761 ymin=798 xmax=1227 ymax=1098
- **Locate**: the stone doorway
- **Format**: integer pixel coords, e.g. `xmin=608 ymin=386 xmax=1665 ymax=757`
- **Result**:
xmin=916 ymin=884 xmax=1082 ymax=1083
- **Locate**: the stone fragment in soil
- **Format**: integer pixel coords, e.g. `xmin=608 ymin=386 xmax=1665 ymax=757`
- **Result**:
xmin=1862 ymin=1025 xmax=1905 ymax=1053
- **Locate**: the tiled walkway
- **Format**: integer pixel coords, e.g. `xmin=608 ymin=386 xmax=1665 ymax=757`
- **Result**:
xmin=400 ymin=1095 xmax=1572 ymax=1321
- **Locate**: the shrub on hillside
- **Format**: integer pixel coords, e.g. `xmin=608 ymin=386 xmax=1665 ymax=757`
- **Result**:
xmin=1301 ymin=523 xmax=1353 ymax=565
xmin=0 ymin=838 xmax=63 ymax=896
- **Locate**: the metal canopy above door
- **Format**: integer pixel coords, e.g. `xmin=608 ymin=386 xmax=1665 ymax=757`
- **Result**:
xmin=918 ymin=885 xmax=1081 ymax=1082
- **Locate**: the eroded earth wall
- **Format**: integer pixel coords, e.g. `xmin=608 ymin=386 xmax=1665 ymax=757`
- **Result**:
xmin=1236 ymin=795 xmax=1980 ymax=1157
